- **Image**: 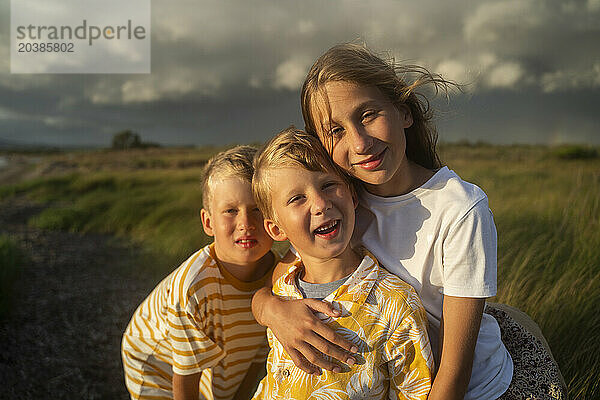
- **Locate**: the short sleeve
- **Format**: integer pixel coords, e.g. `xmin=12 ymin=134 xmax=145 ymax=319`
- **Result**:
xmin=386 ymin=309 xmax=433 ymax=400
xmin=167 ymin=301 xmax=225 ymax=375
xmin=442 ymin=197 xmax=497 ymax=297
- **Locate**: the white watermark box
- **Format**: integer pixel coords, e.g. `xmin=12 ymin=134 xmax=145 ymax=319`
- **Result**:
xmin=11 ymin=0 xmax=151 ymax=73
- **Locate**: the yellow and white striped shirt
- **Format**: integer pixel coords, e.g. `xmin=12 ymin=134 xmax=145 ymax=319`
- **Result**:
xmin=252 ymin=252 xmax=433 ymax=400
xmin=122 ymin=243 xmax=275 ymax=400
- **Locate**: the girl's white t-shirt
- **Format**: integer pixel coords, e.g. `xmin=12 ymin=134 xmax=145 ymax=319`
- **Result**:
xmin=353 ymin=166 xmax=513 ymax=400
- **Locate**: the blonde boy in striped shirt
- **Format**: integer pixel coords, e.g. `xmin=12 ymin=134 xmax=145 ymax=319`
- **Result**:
xmin=122 ymin=146 xmax=278 ymax=400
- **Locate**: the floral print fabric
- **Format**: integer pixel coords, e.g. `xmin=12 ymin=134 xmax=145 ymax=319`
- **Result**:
xmin=252 ymin=252 xmax=434 ymax=400
xmin=487 ymin=304 xmax=567 ymax=400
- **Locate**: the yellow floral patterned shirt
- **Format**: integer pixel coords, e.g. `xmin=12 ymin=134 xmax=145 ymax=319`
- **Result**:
xmin=252 ymin=252 xmax=434 ymax=400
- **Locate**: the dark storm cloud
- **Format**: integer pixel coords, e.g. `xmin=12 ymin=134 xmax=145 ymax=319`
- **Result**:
xmin=0 ymin=0 xmax=599 ymax=147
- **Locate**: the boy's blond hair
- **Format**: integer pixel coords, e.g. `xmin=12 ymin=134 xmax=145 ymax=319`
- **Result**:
xmin=202 ymin=145 xmax=257 ymax=211
xmin=253 ymin=127 xmax=354 ymax=221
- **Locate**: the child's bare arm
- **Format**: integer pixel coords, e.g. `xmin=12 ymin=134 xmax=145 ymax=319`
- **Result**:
xmin=173 ymin=372 xmax=201 ymax=400
xmin=427 ymin=295 xmax=484 ymax=400
xmin=232 ymin=361 xmax=266 ymax=400
xmin=251 ymin=250 xmax=357 ymax=375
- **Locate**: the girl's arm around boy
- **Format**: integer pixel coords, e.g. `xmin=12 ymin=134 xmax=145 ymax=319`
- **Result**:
xmin=251 ymin=251 xmax=358 ymax=375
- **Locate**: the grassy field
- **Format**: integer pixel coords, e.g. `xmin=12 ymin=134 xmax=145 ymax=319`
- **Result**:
xmin=1 ymin=144 xmax=598 ymax=399
xmin=443 ymin=144 xmax=599 ymax=399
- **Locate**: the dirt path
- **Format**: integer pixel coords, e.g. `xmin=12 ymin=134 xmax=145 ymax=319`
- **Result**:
xmin=0 ymin=198 xmax=161 ymax=399
xmin=0 ymin=155 xmax=42 ymax=185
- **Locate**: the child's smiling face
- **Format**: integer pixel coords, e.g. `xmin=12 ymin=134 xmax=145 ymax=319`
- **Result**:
xmin=264 ymin=167 xmax=355 ymax=263
xmin=201 ymin=177 xmax=273 ymax=268
xmin=312 ymin=81 xmax=414 ymax=196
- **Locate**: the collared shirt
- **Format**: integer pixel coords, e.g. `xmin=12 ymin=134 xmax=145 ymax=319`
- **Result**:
xmin=252 ymin=252 xmax=434 ymax=400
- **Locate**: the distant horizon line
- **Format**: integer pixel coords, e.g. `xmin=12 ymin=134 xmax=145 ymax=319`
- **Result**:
xmin=1 ymin=139 xmax=598 ymax=153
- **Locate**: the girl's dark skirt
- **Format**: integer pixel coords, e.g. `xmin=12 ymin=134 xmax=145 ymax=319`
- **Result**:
xmin=486 ymin=303 xmax=568 ymax=400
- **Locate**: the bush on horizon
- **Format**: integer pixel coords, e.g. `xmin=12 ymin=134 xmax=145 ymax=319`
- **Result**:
xmin=550 ymin=144 xmax=598 ymax=160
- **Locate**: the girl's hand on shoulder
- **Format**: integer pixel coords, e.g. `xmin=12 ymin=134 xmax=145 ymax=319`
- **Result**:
xmin=266 ymin=295 xmax=358 ymax=375
xmin=253 ymin=248 xmax=358 ymax=375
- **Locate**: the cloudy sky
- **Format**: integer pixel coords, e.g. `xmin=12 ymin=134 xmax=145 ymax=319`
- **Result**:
xmin=1 ymin=0 xmax=599 ymax=147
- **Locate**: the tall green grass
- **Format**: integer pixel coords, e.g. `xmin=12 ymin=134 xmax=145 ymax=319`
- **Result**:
xmin=0 ymin=235 xmax=23 ymax=318
xmin=3 ymin=169 xmax=212 ymax=262
xmin=445 ymin=150 xmax=600 ymax=400
xmin=1 ymin=146 xmax=599 ymax=398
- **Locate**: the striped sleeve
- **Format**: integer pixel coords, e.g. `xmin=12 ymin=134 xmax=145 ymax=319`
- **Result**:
xmin=167 ymin=300 xmax=225 ymax=375
xmin=252 ymin=340 xmax=270 ymax=363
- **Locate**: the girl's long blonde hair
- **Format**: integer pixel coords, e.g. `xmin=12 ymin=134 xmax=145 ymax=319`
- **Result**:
xmin=301 ymin=43 xmax=458 ymax=170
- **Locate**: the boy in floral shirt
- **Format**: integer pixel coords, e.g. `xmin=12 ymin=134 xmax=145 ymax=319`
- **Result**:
xmin=251 ymin=128 xmax=433 ymax=399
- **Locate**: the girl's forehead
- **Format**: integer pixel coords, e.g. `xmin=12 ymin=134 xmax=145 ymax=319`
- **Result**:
xmin=311 ymin=82 xmax=389 ymax=122
xmin=325 ymin=81 xmax=387 ymax=102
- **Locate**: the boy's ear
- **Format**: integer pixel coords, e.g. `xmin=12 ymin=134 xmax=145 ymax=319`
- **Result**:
xmin=397 ymin=104 xmax=413 ymax=129
xmin=200 ymin=208 xmax=215 ymax=237
xmin=264 ymin=219 xmax=288 ymax=241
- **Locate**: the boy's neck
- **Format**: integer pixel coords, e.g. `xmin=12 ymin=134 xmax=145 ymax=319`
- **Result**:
xmin=216 ymin=250 xmax=274 ymax=283
xmin=296 ymin=245 xmax=362 ymax=284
